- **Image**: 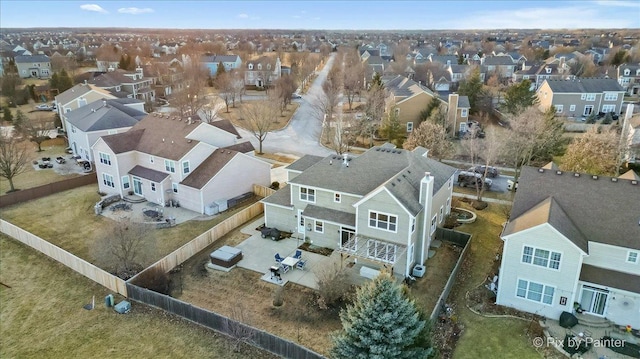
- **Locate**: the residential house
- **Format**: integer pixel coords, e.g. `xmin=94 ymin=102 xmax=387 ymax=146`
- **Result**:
xmin=244 ymin=56 xmax=282 ymax=88
xmin=262 ymin=144 xmax=458 ymax=278
xmin=617 ymin=63 xmax=640 ymax=97
xmin=55 ymin=83 xmax=117 ymax=130
xmin=446 ymin=94 xmax=471 ymax=135
xmin=481 ymin=55 xmax=516 ymax=81
xmin=88 ymin=68 xmax=156 ymax=102
xmin=96 ymin=58 xmax=120 ymax=72
xmin=65 ymin=98 xmax=146 ymax=161
xmin=91 ymin=114 xmax=270 ymax=214
xmin=428 ymin=54 xmax=458 ymax=67
xmin=383 ymin=75 xmax=441 ymax=134
xmin=202 ymin=55 xmax=242 ymax=76
xmin=537 ymin=78 xmax=625 ymax=118
xmin=14 ymin=54 xmax=51 ymax=78
xmin=496 ymin=166 xmax=640 ymax=328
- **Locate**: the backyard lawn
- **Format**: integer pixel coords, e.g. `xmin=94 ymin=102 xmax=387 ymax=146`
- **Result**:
xmin=0 ymin=234 xmax=278 ymax=359
xmin=218 ymin=100 xmax=299 ymax=132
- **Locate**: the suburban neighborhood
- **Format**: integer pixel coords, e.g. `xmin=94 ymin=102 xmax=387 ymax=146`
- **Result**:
xmin=1 ymin=1 xmax=639 ymax=358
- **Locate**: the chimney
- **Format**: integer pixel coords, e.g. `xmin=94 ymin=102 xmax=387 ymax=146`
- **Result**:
xmin=342 ymin=153 xmax=349 ymax=167
xmin=419 ymin=172 xmax=434 ymax=206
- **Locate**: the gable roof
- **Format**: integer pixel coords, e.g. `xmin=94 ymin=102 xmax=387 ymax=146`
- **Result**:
xmin=383 ymin=75 xmax=437 ymax=100
xmin=128 ymin=165 xmax=169 ymax=183
xmin=55 ymin=83 xmax=115 ymax=106
xmin=287 ymin=146 xmax=457 ymax=215
xmin=65 ymin=99 xmax=146 ymax=132
xmin=484 ymin=56 xmax=515 ymax=66
xmin=221 ymin=141 xmax=254 ymax=153
xmin=202 ymin=55 xmax=240 ymax=64
xmin=505 ymin=166 xmax=640 ymax=250
xmin=286 ymin=154 xmax=324 ymax=172
xmin=544 ymin=78 xmax=625 ymax=93
xmin=14 ymin=54 xmax=50 ymax=63
xmin=458 ymin=96 xmax=470 ymax=108
xmin=181 ymin=149 xmax=239 ymax=189
xmin=580 ymin=264 xmax=640 ymax=294
xmin=210 ymin=119 xmax=241 ymax=139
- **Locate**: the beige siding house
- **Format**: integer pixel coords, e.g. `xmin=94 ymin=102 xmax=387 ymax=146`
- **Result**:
xmin=91 ymin=113 xmax=270 ymax=214
xmin=262 ymin=144 xmax=457 ymax=278
xmin=496 ymin=166 xmax=640 ymax=328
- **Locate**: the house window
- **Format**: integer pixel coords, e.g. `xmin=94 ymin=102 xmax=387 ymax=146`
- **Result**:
xmin=569 ymin=105 xmax=576 ymax=112
xmin=182 ymin=161 xmax=190 ymax=174
xmin=627 ymin=251 xmax=639 ymax=264
xmin=99 ymin=152 xmax=111 ymax=165
xmin=334 ymin=193 xmax=341 ymax=203
xmin=150 ymin=156 xmax=154 ymax=164
xmin=122 ymin=176 xmax=130 ymax=189
xmin=315 ymin=220 xmax=324 ymax=233
xmin=367 ymin=240 xmax=397 ymax=264
xmin=585 ymin=93 xmax=596 ymax=101
xmin=439 ymin=206 xmax=444 ymax=223
xmin=583 ymin=105 xmax=594 ymax=116
xmin=394 ymin=108 xmax=400 ymax=116
xmin=411 ymin=217 xmax=416 ymax=233
xmin=461 ymin=108 xmax=468 ymax=117
xmin=517 ymin=279 xmax=554 ymax=305
xmin=522 ymin=245 xmax=561 ymax=270
xmin=165 ymin=160 xmax=176 ymax=173
xmin=430 ymin=215 xmax=437 ymax=234
xmin=624 ymin=69 xmax=631 ymax=76
xmin=102 ymin=173 xmax=115 ymax=188
xmin=369 ymin=211 xmax=397 ymax=232
xmin=555 ymin=105 xmax=563 ymax=114
xmin=257 ymin=64 xmax=262 ymax=70
xmin=151 ymin=183 xmax=156 ymax=192
xmin=248 ymin=64 xmax=253 ymax=70
xmin=407 ymin=122 xmax=413 ymax=132
xmin=172 ymin=182 xmax=178 ymax=193
xmin=604 ymin=93 xmax=618 ymax=101
xmin=300 ymin=187 xmax=315 ymax=202
xmin=601 ymin=104 xmax=615 ymax=113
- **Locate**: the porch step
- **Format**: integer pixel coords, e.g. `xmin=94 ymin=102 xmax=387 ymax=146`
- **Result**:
xmin=576 ymin=313 xmax=613 ymax=328
xmin=123 ymin=196 xmax=146 ymax=203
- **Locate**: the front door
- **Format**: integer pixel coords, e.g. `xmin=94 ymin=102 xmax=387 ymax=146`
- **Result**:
xmin=133 ymin=177 xmax=143 ymax=196
xmin=298 ymin=209 xmax=305 ymax=234
xmin=580 ymin=285 xmax=609 ymax=316
xmin=340 ymin=227 xmax=356 ymax=252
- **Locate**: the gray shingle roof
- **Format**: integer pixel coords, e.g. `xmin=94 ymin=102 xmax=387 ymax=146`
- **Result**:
xmin=544 ymin=78 xmax=624 ymax=93
xmin=458 ymin=96 xmax=470 ymax=108
xmin=302 ymin=204 xmax=356 ymax=226
xmin=288 ymin=146 xmax=457 ymax=215
xmin=14 ymin=54 xmax=50 ymax=63
xmin=505 ymin=166 xmax=640 ymax=250
xmin=286 ymin=155 xmax=324 ymax=172
xmin=55 ymin=84 xmax=93 ymax=106
xmin=484 ymin=56 xmax=515 ymax=66
xmin=262 ymin=185 xmax=292 ymax=207
xmin=128 ymin=165 xmax=169 ymax=183
xmin=65 ymin=99 xmax=146 ymax=132
xmin=202 ymin=55 xmax=240 ymax=63
xmin=579 ymin=264 xmax=640 ymax=294
xmin=181 ymin=149 xmax=238 ymax=189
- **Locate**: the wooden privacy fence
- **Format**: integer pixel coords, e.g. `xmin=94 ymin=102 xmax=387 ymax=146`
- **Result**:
xmin=0 ymin=219 xmax=127 ymax=296
xmin=429 ymin=228 xmax=472 ymax=322
xmin=126 ymin=284 xmax=325 ymax=359
xmin=0 ymin=173 xmax=97 ymax=208
xmin=131 ymin=201 xmax=264 ymax=279
xmin=253 ymin=184 xmax=276 ymax=198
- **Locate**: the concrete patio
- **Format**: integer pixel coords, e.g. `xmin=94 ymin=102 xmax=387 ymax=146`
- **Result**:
xmin=234 ymin=217 xmax=343 ymax=289
xmin=540 ymin=314 xmax=639 ymax=359
xmin=99 ymin=198 xmax=212 ymax=225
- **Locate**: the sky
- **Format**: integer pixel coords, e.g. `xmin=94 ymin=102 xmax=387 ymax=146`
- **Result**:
xmin=1 ymin=1 xmax=639 ymax=30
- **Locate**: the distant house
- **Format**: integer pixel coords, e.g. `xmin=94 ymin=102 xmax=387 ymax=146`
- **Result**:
xmin=496 ymin=166 xmax=640 ymax=328
xmin=14 ymin=54 xmax=51 ymax=78
xmin=65 ymin=98 xmax=146 ymax=161
xmin=481 ymin=55 xmax=516 ymax=79
xmin=96 ymin=58 xmax=120 ymax=72
xmin=617 ymin=63 xmax=640 ymax=97
xmin=446 ymin=94 xmax=471 ymax=135
xmin=537 ymin=78 xmax=625 ymax=117
xmin=88 ymin=68 xmax=156 ymax=102
xmin=262 ymin=144 xmax=458 ymax=278
xmin=91 ymin=114 xmax=270 ymax=214
xmin=202 ymin=55 xmax=242 ymax=76
xmin=383 ymin=75 xmax=441 ymax=134
xmin=55 ymin=83 xmax=117 ymax=131
xmin=244 ymin=56 xmax=282 ymax=88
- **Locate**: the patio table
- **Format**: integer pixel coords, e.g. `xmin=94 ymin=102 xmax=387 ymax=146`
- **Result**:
xmin=281 ymin=256 xmax=299 ymax=268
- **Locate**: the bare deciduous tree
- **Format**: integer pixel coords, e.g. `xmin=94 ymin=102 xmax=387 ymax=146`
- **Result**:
xmin=311 ymin=65 xmax=342 ymax=144
xmin=170 ymin=56 xmax=208 ymax=118
xmin=461 ymin=126 xmax=503 ymax=202
xmin=200 ymin=103 xmax=219 ymax=123
xmin=342 ymin=49 xmax=365 ymax=111
xmin=91 ymin=219 xmax=156 ymax=279
xmin=560 ymin=126 xmax=619 ymax=176
xmin=403 ymin=121 xmax=454 ymax=161
xmin=273 ymin=74 xmax=297 ymax=115
xmin=332 ymin=113 xmax=359 ymax=155
xmin=227 ymin=303 xmax=255 ymax=353
xmin=0 ymin=133 xmax=28 ymax=193
xmin=215 ymin=72 xmax=234 ymax=113
xmin=241 ymin=99 xmax=279 ymax=154
xmin=18 ymin=114 xmax=52 ymax=152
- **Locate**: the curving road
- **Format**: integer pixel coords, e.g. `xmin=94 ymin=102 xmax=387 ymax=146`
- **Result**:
xmin=237 ymin=53 xmax=336 ymax=157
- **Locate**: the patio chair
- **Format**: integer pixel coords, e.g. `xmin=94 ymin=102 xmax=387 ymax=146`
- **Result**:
xmin=280 ymin=263 xmax=291 ymax=273
xmin=293 ymin=250 xmax=302 ymax=259
xmin=275 ymin=253 xmax=284 ymax=264
xmin=296 ymin=259 xmax=306 ymax=270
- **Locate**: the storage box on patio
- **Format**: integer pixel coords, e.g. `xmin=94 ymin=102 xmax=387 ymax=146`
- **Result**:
xmin=209 ymin=246 xmax=243 ymax=268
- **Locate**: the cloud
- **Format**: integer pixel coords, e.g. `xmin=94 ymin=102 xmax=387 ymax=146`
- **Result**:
xmin=118 ymin=7 xmax=154 ymax=15
xmin=80 ymin=4 xmax=108 ymax=14
xmin=237 ymin=13 xmax=249 ymax=19
xmin=593 ymin=0 xmax=640 ymax=7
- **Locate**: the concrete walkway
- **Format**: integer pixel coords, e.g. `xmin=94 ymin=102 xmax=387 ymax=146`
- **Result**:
xmin=452 ymin=192 xmax=513 ymax=205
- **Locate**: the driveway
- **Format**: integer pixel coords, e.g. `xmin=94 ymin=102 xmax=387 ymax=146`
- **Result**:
xmin=237 ymin=54 xmax=337 ymax=157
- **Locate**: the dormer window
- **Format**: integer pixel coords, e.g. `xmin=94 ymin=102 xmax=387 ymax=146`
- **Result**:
xmin=546 ymin=67 xmax=551 ymax=74
xmin=248 ymin=63 xmax=253 ymax=70
xmin=636 ymin=69 xmax=640 ymax=76
xmin=257 ymin=64 xmax=262 ymax=70
xmin=624 ymin=69 xmax=631 ymax=76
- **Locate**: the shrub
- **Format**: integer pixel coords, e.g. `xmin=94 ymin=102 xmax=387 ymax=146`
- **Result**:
xmin=270 ymin=181 xmax=280 ymax=190
xmin=472 ymin=200 xmax=488 ymax=210
xmin=316 ymin=263 xmax=352 ymax=309
xmin=272 ymin=286 xmax=284 ymax=307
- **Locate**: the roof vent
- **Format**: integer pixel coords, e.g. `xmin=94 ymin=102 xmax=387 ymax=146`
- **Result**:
xmin=396 ymin=178 xmax=401 ymax=182
xmin=592 ymin=175 xmax=598 ymax=180
xmin=538 ymin=168 xmax=544 ymax=173
xmin=556 ymin=170 xmax=562 ymax=175
xmin=391 ymin=182 xmax=396 ymax=187
xmin=632 ymin=180 xmax=638 ymax=185
xmin=171 ymin=140 xmax=174 ymax=144
xmin=375 ymin=148 xmax=380 ymax=151
xmin=162 ymin=138 xmax=165 ymax=142
xmin=611 ymin=177 xmax=618 ymax=182
xmin=329 ymin=160 xmax=333 ymax=165
xmin=574 ymin=173 xmax=580 ymax=177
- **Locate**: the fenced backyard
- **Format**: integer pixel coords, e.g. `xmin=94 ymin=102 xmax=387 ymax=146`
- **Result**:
xmin=0 ymin=172 xmax=97 ymax=208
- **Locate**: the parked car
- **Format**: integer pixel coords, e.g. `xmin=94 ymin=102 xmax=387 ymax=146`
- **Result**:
xmin=468 ymin=165 xmax=499 ymax=178
xmin=35 ymin=104 xmax=52 ymax=111
xmin=457 ymin=171 xmax=493 ymax=189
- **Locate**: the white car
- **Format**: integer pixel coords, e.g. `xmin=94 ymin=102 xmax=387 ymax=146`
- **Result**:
xmin=35 ymin=104 xmax=52 ymax=111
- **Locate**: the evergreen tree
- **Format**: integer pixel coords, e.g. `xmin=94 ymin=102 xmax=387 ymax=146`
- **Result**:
xmin=331 ymin=272 xmax=430 ymax=359
xmin=457 ymin=68 xmax=485 ymax=114
xmin=3 ymin=107 xmax=13 ymax=123
xmin=49 ymin=72 xmax=60 ymax=91
xmin=12 ymin=110 xmax=27 ymax=135
xmin=457 ymin=53 xmax=464 ymax=65
xmin=216 ymin=61 xmax=226 ymax=77
xmin=370 ymin=72 xmax=383 ymax=89
xmin=419 ymin=98 xmax=441 ymax=124
xmin=502 ymin=79 xmax=537 ymax=115
xmin=380 ymin=107 xmax=403 ymax=147
xmin=58 ymin=69 xmax=74 ymax=92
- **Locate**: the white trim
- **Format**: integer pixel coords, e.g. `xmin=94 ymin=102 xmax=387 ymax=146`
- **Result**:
xmin=299 ymin=186 xmax=316 ymax=203
xmin=516 ymin=278 xmax=556 ymax=306
xmin=315 ymin=220 xmax=324 ymax=233
xmin=261 ymin=201 xmax=294 ymax=211
xmin=502 ymin=223 xmax=588 ymax=255
xmin=521 ymin=244 xmax=563 ymax=271
xmin=288 ymin=181 xmax=362 ymax=198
